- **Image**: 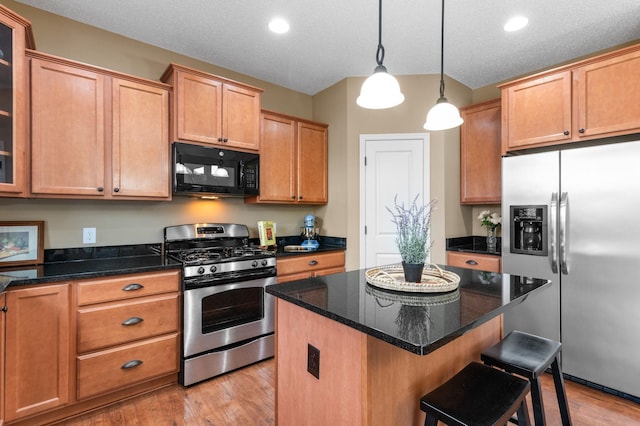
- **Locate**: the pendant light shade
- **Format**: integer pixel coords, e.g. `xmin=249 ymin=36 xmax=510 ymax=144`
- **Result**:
xmin=357 ymin=0 xmax=404 ymax=109
xmin=423 ymin=0 xmax=463 ymax=131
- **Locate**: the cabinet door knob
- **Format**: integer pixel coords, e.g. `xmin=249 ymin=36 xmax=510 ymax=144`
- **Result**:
xmin=223 ymin=138 xmax=228 ymax=142
xmin=97 ymin=187 xmax=104 ymax=192
xmin=291 ymin=195 xmax=296 ymax=199
xmin=1 ymin=306 xmax=7 ymax=313
xmin=465 ymin=259 xmax=478 ymax=265
xmin=578 ymin=128 xmax=585 ymax=133
xmin=122 ymin=283 xmax=144 ymax=291
xmin=114 ymin=187 xmax=120 ymax=193
xmin=218 ymin=137 xmax=223 ymax=142
xmin=563 ymin=130 xmax=570 ymax=136
xmin=121 ymin=359 xmax=143 ymax=370
xmin=298 ymin=196 xmax=303 ymax=200
xmin=122 ymin=316 xmax=144 ymax=326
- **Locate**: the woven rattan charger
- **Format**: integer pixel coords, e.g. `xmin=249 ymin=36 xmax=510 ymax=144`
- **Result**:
xmin=365 ymin=263 xmax=460 ymax=293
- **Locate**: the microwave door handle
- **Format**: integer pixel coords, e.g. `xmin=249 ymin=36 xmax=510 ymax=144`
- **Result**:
xmin=559 ymin=192 xmax=569 ymax=275
xmin=549 ymin=192 xmax=558 ymax=273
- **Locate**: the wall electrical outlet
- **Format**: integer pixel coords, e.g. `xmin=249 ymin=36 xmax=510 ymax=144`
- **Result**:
xmin=307 ymin=344 xmax=320 ymax=379
xmin=83 ymin=227 xmax=96 ymax=244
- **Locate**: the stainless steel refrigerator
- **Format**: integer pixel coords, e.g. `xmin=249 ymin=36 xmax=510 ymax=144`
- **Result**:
xmin=502 ymin=139 xmax=640 ymax=399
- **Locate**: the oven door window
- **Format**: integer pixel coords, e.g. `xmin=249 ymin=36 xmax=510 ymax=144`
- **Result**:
xmin=201 ymin=287 xmax=264 ymax=334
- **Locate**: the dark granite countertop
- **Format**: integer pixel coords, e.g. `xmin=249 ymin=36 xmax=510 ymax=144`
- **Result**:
xmin=446 ymin=236 xmax=502 ymax=256
xmin=250 ymin=235 xmax=346 ymax=258
xmin=266 ymin=265 xmax=550 ymax=355
xmin=0 ymin=244 xmax=181 ymax=291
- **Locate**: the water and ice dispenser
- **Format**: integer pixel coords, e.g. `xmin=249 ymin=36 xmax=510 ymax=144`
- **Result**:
xmin=510 ymin=205 xmax=548 ymax=256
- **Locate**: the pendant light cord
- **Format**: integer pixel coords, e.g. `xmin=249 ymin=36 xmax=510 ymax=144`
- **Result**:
xmin=376 ymin=0 xmax=385 ymax=66
xmin=438 ymin=0 xmax=445 ymax=98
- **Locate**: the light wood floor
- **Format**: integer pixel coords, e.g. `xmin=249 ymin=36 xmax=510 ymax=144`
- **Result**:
xmin=57 ymin=358 xmax=640 ymax=425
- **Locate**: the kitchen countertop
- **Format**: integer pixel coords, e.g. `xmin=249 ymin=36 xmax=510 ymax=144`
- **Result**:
xmin=266 ymin=264 xmax=549 ymax=355
xmin=446 ymin=235 xmax=502 ymax=255
xmin=0 ymin=244 xmax=181 ymax=291
xmin=267 ymin=235 xmax=346 ymax=257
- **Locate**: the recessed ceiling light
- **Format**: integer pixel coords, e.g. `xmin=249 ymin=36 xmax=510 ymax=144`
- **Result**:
xmin=504 ymin=16 xmax=528 ymax=32
xmin=269 ymin=18 xmax=290 ymax=34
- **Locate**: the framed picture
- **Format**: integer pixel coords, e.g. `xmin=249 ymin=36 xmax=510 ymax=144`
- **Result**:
xmin=0 ymin=221 xmax=45 ymax=267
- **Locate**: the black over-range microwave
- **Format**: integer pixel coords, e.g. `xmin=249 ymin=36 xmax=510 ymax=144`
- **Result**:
xmin=173 ymin=142 xmax=259 ymax=197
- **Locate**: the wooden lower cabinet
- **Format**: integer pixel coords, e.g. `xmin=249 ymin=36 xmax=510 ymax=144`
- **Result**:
xmin=75 ymin=270 xmax=180 ymax=401
xmin=77 ymin=333 xmax=178 ymax=400
xmin=4 ymin=283 xmax=71 ymax=423
xmin=1 ymin=292 xmax=5 ymax=425
xmin=277 ymin=251 xmax=345 ymax=283
xmin=446 ymin=251 xmax=501 ymax=273
xmin=1 ymin=270 xmax=181 ymax=425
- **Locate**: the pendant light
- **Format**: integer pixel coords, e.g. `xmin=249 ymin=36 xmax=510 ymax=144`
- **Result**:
xmin=357 ymin=0 xmax=405 ymax=109
xmin=423 ymin=0 xmax=463 ymax=131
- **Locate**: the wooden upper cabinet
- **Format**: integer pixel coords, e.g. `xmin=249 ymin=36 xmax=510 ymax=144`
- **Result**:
xmin=112 ymin=77 xmax=170 ymax=198
xmin=459 ymin=99 xmax=502 ymax=204
xmin=502 ymin=71 xmax=572 ymax=152
xmin=29 ymin=51 xmax=171 ymax=200
xmin=4 ymin=283 xmax=71 ymax=422
xmin=575 ymin=48 xmax=640 ymax=139
xmin=0 ymin=6 xmax=34 ymax=197
xmin=30 ymin=57 xmax=107 ymax=197
xmin=162 ymin=63 xmax=262 ymax=151
xmin=501 ymin=43 xmax=640 ymax=154
xmin=297 ymin=120 xmax=328 ymax=204
xmin=247 ymin=110 xmax=328 ymax=205
xmin=256 ymin=112 xmax=296 ymax=202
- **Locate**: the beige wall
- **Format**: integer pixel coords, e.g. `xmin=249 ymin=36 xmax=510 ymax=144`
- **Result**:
xmin=312 ymin=74 xmax=474 ymax=268
xmin=2 ymin=0 xmax=481 ymax=271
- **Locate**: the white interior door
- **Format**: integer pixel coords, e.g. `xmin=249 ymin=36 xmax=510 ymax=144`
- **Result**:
xmin=359 ymin=133 xmax=430 ymax=269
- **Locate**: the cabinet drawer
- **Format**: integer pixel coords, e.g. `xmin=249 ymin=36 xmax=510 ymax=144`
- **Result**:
xmin=77 ymin=270 xmax=180 ymax=305
xmin=447 ymin=251 xmax=501 ymax=273
xmin=77 ymin=293 xmax=180 ymax=353
xmin=77 ymin=333 xmax=179 ymax=400
xmin=276 ymin=251 xmax=345 ymax=276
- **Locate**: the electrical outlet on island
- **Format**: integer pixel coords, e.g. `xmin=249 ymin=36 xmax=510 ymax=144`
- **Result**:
xmin=83 ymin=227 xmax=96 ymax=244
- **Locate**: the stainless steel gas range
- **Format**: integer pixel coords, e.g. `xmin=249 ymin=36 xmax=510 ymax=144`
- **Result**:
xmin=164 ymin=223 xmax=276 ymax=386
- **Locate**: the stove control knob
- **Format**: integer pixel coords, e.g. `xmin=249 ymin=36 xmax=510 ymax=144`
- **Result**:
xmin=197 ymin=266 xmax=205 ymax=275
xmin=252 ymin=260 xmax=259 ymax=268
xmin=209 ymin=265 xmax=217 ymax=273
xmin=261 ymin=259 xmax=268 ymax=267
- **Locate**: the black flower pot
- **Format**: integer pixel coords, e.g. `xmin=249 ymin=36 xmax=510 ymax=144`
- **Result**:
xmin=402 ymin=261 xmax=424 ymax=283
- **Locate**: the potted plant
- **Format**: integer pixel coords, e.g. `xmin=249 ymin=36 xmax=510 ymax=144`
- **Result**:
xmin=387 ymin=195 xmax=437 ymax=282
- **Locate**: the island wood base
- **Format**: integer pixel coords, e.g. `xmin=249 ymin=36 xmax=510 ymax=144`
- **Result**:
xmin=275 ymin=299 xmax=503 ymax=426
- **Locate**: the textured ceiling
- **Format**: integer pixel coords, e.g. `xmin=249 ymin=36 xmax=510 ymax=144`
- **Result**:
xmin=16 ymin=0 xmax=640 ymax=95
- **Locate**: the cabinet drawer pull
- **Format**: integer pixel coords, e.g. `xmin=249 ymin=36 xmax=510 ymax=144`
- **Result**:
xmin=121 ymin=359 xmax=143 ymax=370
xmin=308 ymin=260 xmax=318 ymax=266
xmin=465 ymin=260 xmax=478 ymax=265
xmin=122 ymin=283 xmax=144 ymax=291
xmin=122 ymin=316 xmax=144 ymax=326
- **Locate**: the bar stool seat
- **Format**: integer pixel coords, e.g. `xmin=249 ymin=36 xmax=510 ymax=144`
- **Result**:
xmin=481 ymin=330 xmax=572 ymax=426
xmin=419 ymin=362 xmax=531 ymax=426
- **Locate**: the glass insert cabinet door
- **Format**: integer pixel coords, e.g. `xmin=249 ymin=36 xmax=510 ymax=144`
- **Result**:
xmin=0 ymin=5 xmax=32 ymax=196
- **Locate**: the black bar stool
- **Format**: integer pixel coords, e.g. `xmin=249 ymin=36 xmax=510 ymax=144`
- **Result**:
xmin=419 ymin=362 xmax=531 ymax=426
xmin=481 ymin=330 xmax=572 ymax=426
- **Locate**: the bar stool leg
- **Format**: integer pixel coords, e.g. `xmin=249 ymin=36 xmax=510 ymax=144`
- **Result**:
xmin=517 ymin=398 xmax=532 ymax=426
xmin=551 ymin=356 xmax=573 ymax=426
xmin=424 ymin=416 xmax=437 ymax=426
xmin=530 ymin=377 xmax=546 ymax=426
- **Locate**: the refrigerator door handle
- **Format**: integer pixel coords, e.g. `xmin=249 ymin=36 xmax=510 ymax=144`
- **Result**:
xmin=559 ymin=191 xmax=569 ymax=275
xmin=550 ymin=192 xmax=558 ymax=273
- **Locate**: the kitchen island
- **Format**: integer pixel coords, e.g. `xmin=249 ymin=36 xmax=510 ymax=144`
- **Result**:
xmin=266 ymin=264 xmax=550 ymax=426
